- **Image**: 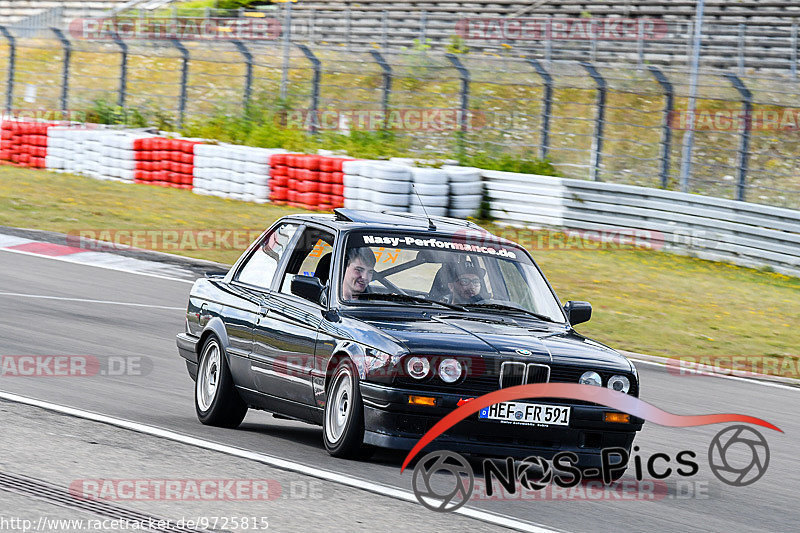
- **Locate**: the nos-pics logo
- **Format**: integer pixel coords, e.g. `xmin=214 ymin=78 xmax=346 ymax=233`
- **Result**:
xmin=411 ymin=425 xmax=770 ymax=512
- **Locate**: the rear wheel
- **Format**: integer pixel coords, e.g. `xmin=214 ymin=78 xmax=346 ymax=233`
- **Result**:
xmin=195 ymin=336 xmax=247 ymax=428
xmin=323 ymin=359 xmax=368 ymax=458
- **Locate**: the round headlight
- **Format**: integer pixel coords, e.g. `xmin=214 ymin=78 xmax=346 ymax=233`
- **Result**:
xmin=607 ymin=375 xmax=630 ymax=393
xmin=579 ymin=371 xmax=602 ymax=386
xmin=405 ymin=357 xmax=430 ymax=379
xmin=438 ymin=358 xmax=463 ymax=383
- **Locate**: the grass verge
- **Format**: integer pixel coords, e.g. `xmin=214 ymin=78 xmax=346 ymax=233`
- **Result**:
xmin=1 ymin=165 xmax=798 ymax=363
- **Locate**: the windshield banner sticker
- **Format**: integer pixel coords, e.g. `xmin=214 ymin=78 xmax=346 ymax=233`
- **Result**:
xmin=362 ymin=235 xmax=518 ymax=259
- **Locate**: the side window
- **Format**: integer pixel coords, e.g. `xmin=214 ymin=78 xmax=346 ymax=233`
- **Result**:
xmin=279 ymin=228 xmax=335 ymax=295
xmin=236 ymin=223 xmax=300 ymax=290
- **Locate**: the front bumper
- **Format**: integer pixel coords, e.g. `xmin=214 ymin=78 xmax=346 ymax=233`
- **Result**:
xmin=360 ymin=382 xmax=643 ymax=467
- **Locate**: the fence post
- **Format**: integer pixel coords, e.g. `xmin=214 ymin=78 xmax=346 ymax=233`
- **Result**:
xmin=51 ymin=28 xmax=71 ymax=112
xmin=581 ymin=62 xmax=606 ymax=181
xmin=369 ymin=49 xmax=392 ymax=128
xmin=527 ymin=58 xmax=553 ymax=160
xmin=170 ymin=39 xmax=189 ymax=129
xmin=381 ymin=11 xmax=388 ymax=51
xmin=279 ymin=2 xmax=293 ymax=100
xmin=345 ymin=5 xmax=351 ymax=51
xmin=737 ymin=23 xmax=745 ymax=75
xmin=590 ymin=19 xmax=597 ymax=62
xmin=446 ymin=53 xmax=470 ymax=161
xmin=310 ymin=8 xmax=316 ymax=46
xmin=420 ymin=10 xmax=427 ymax=44
xmin=111 ymin=33 xmax=128 ymax=109
xmin=792 ymin=22 xmax=798 ymax=80
xmin=232 ymin=40 xmax=253 ymax=110
xmin=545 ymin=18 xmax=552 ymax=65
xmin=295 ymin=44 xmax=320 ymax=135
xmin=723 ymin=72 xmax=752 ymax=202
xmin=0 ymin=27 xmax=16 ymax=114
xmin=648 ymin=66 xmax=674 ymax=188
xmin=637 ymin=18 xmax=645 ymax=68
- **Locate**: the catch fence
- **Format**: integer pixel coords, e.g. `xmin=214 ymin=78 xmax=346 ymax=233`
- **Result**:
xmin=1 ymin=17 xmax=800 ymax=208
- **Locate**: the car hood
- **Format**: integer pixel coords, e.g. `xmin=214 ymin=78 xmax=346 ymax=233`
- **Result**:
xmin=360 ymin=314 xmax=632 ymax=371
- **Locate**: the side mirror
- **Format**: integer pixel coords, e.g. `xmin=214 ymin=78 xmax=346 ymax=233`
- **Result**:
xmin=564 ymin=301 xmax=592 ymax=326
xmin=291 ymin=275 xmax=325 ymax=304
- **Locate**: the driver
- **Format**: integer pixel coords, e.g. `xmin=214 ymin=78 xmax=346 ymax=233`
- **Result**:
xmin=445 ymin=262 xmax=486 ymax=304
xmin=341 ymin=247 xmax=376 ymax=300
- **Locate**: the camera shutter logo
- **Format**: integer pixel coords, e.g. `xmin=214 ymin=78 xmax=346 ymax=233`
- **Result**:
xmin=708 ymin=425 xmax=770 ymax=487
xmin=411 ymin=451 xmax=474 ymax=512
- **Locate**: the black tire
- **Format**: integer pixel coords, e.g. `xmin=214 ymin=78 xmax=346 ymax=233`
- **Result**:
xmin=195 ymin=335 xmax=247 ymax=428
xmin=323 ymin=359 xmax=368 ymax=458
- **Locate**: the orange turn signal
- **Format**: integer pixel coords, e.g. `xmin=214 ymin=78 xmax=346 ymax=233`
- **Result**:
xmin=604 ymin=412 xmax=630 ymax=423
xmin=409 ymin=395 xmax=436 ymax=407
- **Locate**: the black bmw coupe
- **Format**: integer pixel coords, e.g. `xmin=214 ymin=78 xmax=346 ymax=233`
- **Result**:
xmin=177 ymin=209 xmax=642 ymax=465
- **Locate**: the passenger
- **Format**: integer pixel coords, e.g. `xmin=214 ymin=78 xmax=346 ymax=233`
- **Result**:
xmin=341 ymin=247 xmax=376 ymax=300
xmin=445 ymin=262 xmax=486 ymax=304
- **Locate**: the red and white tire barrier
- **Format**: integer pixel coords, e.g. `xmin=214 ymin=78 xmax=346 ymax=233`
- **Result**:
xmin=193 ymin=144 xmax=282 ymax=203
xmin=344 ymin=161 xmax=413 ymax=213
xmin=133 ymin=137 xmax=202 ymax=189
xmin=1 ymin=120 xmax=52 ymax=168
xmin=270 ymin=154 xmax=347 ymax=210
xmin=442 ymin=165 xmax=484 ymax=218
xmin=46 ymin=128 xmax=156 ymax=183
xmin=1 ymin=120 xmax=485 ymax=221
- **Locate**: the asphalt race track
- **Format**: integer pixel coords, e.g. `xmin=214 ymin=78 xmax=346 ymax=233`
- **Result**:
xmin=1 ymin=248 xmax=797 ymax=532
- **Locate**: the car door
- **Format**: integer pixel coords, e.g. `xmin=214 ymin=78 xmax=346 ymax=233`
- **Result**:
xmin=227 ymin=222 xmax=301 ymax=387
xmin=250 ymin=225 xmax=335 ymax=406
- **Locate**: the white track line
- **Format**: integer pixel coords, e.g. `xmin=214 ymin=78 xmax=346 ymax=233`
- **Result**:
xmin=0 ymin=291 xmax=183 ymax=311
xmin=0 ymin=247 xmax=194 ymax=284
xmin=631 ymin=357 xmax=800 ymax=392
xmin=0 ymin=391 xmax=563 ymax=533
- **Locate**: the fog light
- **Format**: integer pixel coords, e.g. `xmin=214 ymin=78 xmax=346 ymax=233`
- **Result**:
xmin=438 ymin=358 xmax=463 ymax=383
xmin=607 ymin=375 xmax=631 ymax=393
xmin=604 ymin=412 xmax=630 ymax=423
xmin=579 ymin=370 xmax=602 ymax=386
xmin=405 ymin=357 xmax=430 ymax=379
xmin=409 ymin=395 xmax=436 ymax=406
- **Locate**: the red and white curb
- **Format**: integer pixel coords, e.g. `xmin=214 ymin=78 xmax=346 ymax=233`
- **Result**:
xmin=0 ymin=234 xmax=196 ymax=282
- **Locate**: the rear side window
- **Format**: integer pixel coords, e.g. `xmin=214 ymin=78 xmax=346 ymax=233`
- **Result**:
xmin=236 ymin=223 xmax=300 ymax=290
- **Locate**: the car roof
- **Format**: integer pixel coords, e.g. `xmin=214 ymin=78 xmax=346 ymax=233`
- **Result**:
xmin=284 ymin=209 xmax=489 ymax=233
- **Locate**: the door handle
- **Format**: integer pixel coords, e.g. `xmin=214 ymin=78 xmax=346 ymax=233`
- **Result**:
xmin=258 ymin=305 xmax=270 ymax=317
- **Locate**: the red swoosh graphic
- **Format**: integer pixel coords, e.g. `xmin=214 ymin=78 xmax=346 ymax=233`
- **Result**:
xmin=400 ymin=383 xmax=782 ymax=472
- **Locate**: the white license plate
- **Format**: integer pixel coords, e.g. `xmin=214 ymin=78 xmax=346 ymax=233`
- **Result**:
xmin=478 ymin=402 xmax=570 ymax=426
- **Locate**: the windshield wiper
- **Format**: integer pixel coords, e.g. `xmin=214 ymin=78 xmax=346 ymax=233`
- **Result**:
xmin=357 ymin=293 xmax=467 ymax=311
xmin=463 ymin=302 xmax=558 ymax=323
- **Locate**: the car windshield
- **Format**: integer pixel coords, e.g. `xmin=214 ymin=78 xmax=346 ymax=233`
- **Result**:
xmin=339 ymin=231 xmax=566 ymax=323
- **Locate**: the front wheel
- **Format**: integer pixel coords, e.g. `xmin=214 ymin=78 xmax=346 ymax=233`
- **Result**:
xmin=195 ymin=336 xmax=247 ymax=428
xmin=323 ymin=359 xmax=367 ymax=458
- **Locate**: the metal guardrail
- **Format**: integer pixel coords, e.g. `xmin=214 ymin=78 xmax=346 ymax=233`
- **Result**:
xmin=485 ymin=170 xmax=800 ymax=278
